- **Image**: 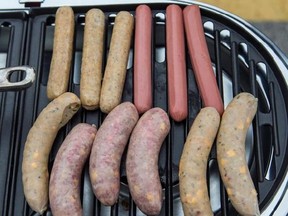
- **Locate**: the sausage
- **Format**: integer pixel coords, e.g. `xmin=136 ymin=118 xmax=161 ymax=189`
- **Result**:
xmin=179 ymin=107 xmax=220 ymax=216
xmin=126 ymin=108 xmax=170 ymax=215
xmin=217 ymin=92 xmax=260 ymax=216
xmin=22 ymin=92 xmax=80 ymax=214
xmin=89 ymin=102 xmax=139 ymax=205
xmin=47 ymin=6 xmax=75 ymax=100
xmin=183 ymin=5 xmax=224 ymax=115
xmin=166 ymin=4 xmax=188 ymax=122
xmin=133 ymin=5 xmax=153 ymax=114
xmin=49 ymin=123 xmax=97 ymax=216
xmin=80 ymin=9 xmax=105 ymax=110
xmin=100 ymin=11 xmax=134 ymax=113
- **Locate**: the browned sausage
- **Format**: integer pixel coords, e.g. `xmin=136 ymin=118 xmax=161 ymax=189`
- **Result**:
xmin=100 ymin=12 xmax=134 ymax=113
xmin=80 ymin=9 xmax=105 ymax=110
xmin=179 ymin=107 xmax=220 ymax=216
xmin=89 ymin=102 xmax=139 ymax=205
xmin=22 ymin=92 xmax=80 ymax=214
xmin=47 ymin=6 xmax=75 ymax=100
xmin=133 ymin=5 xmax=153 ymax=114
xmin=49 ymin=123 xmax=97 ymax=216
xmin=183 ymin=5 xmax=224 ymax=115
xmin=166 ymin=4 xmax=188 ymax=122
xmin=217 ymin=92 xmax=260 ymax=215
xmin=126 ymin=108 xmax=170 ymax=215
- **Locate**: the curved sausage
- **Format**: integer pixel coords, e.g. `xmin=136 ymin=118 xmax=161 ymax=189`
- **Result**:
xmin=49 ymin=123 xmax=97 ymax=216
xmin=179 ymin=107 xmax=220 ymax=216
xmin=100 ymin=11 xmax=134 ymax=113
xmin=47 ymin=6 xmax=75 ymax=100
xmin=217 ymin=92 xmax=260 ymax=216
xmin=183 ymin=5 xmax=224 ymax=115
xmin=133 ymin=5 xmax=153 ymax=114
xmin=22 ymin=92 xmax=80 ymax=214
xmin=166 ymin=4 xmax=188 ymax=122
xmin=80 ymin=9 xmax=105 ymax=110
xmin=89 ymin=102 xmax=139 ymax=205
xmin=126 ymin=108 xmax=170 ymax=215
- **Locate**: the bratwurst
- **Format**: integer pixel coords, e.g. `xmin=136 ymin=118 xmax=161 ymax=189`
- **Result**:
xmin=126 ymin=108 xmax=170 ymax=215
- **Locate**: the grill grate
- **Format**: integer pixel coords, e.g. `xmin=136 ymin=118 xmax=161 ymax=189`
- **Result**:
xmin=0 ymin=3 xmax=287 ymax=216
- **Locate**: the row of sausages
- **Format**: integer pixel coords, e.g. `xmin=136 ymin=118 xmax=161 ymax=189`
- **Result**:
xmin=22 ymin=91 xmax=260 ymax=216
xmin=179 ymin=92 xmax=260 ymax=216
xmin=46 ymin=4 xmax=223 ymax=122
xmin=22 ymin=94 xmax=169 ymax=215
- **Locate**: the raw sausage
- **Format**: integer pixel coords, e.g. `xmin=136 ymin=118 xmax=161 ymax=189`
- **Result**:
xmin=100 ymin=11 xmax=134 ymax=113
xmin=179 ymin=107 xmax=220 ymax=216
xmin=217 ymin=92 xmax=260 ymax=215
xmin=126 ymin=108 xmax=170 ymax=215
xmin=22 ymin=92 xmax=80 ymax=214
xmin=183 ymin=5 xmax=224 ymax=115
xmin=166 ymin=4 xmax=188 ymax=122
xmin=47 ymin=6 xmax=75 ymax=100
xmin=80 ymin=9 xmax=105 ymax=110
xmin=133 ymin=5 xmax=153 ymax=114
xmin=49 ymin=123 xmax=97 ymax=216
xmin=89 ymin=102 xmax=139 ymax=205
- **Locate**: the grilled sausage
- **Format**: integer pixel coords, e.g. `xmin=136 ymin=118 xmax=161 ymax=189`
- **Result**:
xmin=133 ymin=5 xmax=153 ymax=114
xmin=183 ymin=5 xmax=224 ymax=115
xmin=100 ymin=11 xmax=134 ymax=113
xmin=217 ymin=92 xmax=260 ymax=216
xmin=80 ymin=9 xmax=105 ymax=110
xmin=166 ymin=4 xmax=188 ymax=122
xmin=49 ymin=123 xmax=97 ymax=216
xmin=47 ymin=6 xmax=75 ymax=100
xmin=179 ymin=107 xmax=220 ymax=216
xmin=126 ymin=108 xmax=170 ymax=215
xmin=89 ymin=102 xmax=139 ymax=205
xmin=22 ymin=92 xmax=80 ymax=214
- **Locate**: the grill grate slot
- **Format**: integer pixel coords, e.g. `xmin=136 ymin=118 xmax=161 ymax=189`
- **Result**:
xmin=249 ymin=59 xmax=265 ymax=182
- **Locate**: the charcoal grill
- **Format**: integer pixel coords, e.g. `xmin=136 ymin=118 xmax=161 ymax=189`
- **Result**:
xmin=0 ymin=1 xmax=287 ymax=215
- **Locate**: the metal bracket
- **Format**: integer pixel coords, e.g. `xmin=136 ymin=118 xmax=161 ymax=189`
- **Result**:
xmin=19 ymin=0 xmax=44 ymax=4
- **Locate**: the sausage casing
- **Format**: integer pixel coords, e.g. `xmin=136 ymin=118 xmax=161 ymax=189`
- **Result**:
xmin=126 ymin=108 xmax=170 ymax=215
xmin=133 ymin=5 xmax=153 ymax=114
xmin=166 ymin=4 xmax=188 ymax=122
xmin=80 ymin=9 xmax=105 ymax=110
xmin=89 ymin=102 xmax=139 ymax=205
xmin=179 ymin=107 xmax=220 ymax=216
xmin=22 ymin=92 xmax=80 ymax=214
xmin=183 ymin=5 xmax=224 ymax=115
xmin=217 ymin=92 xmax=260 ymax=216
xmin=49 ymin=123 xmax=97 ymax=216
xmin=100 ymin=11 xmax=134 ymax=113
xmin=47 ymin=6 xmax=75 ymax=100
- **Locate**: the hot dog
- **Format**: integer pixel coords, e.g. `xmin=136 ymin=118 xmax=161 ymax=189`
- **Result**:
xmin=183 ymin=5 xmax=224 ymax=115
xmin=179 ymin=107 xmax=220 ymax=216
xmin=49 ymin=123 xmax=97 ymax=216
xmin=22 ymin=92 xmax=80 ymax=214
xmin=47 ymin=6 xmax=75 ymax=100
xmin=100 ymin=11 xmax=134 ymax=113
xmin=80 ymin=9 xmax=105 ymax=110
xmin=89 ymin=102 xmax=139 ymax=205
xmin=126 ymin=108 xmax=170 ymax=215
xmin=166 ymin=4 xmax=188 ymax=122
xmin=217 ymin=92 xmax=260 ymax=215
xmin=133 ymin=5 xmax=153 ymax=114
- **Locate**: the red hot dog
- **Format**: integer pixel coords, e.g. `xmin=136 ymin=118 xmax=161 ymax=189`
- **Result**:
xmin=166 ymin=4 xmax=188 ymax=121
xmin=133 ymin=5 xmax=153 ymax=114
xmin=183 ymin=5 xmax=224 ymax=115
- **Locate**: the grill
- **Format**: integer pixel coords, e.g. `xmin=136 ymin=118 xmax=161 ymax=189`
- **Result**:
xmin=0 ymin=2 xmax=288 ymax=216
